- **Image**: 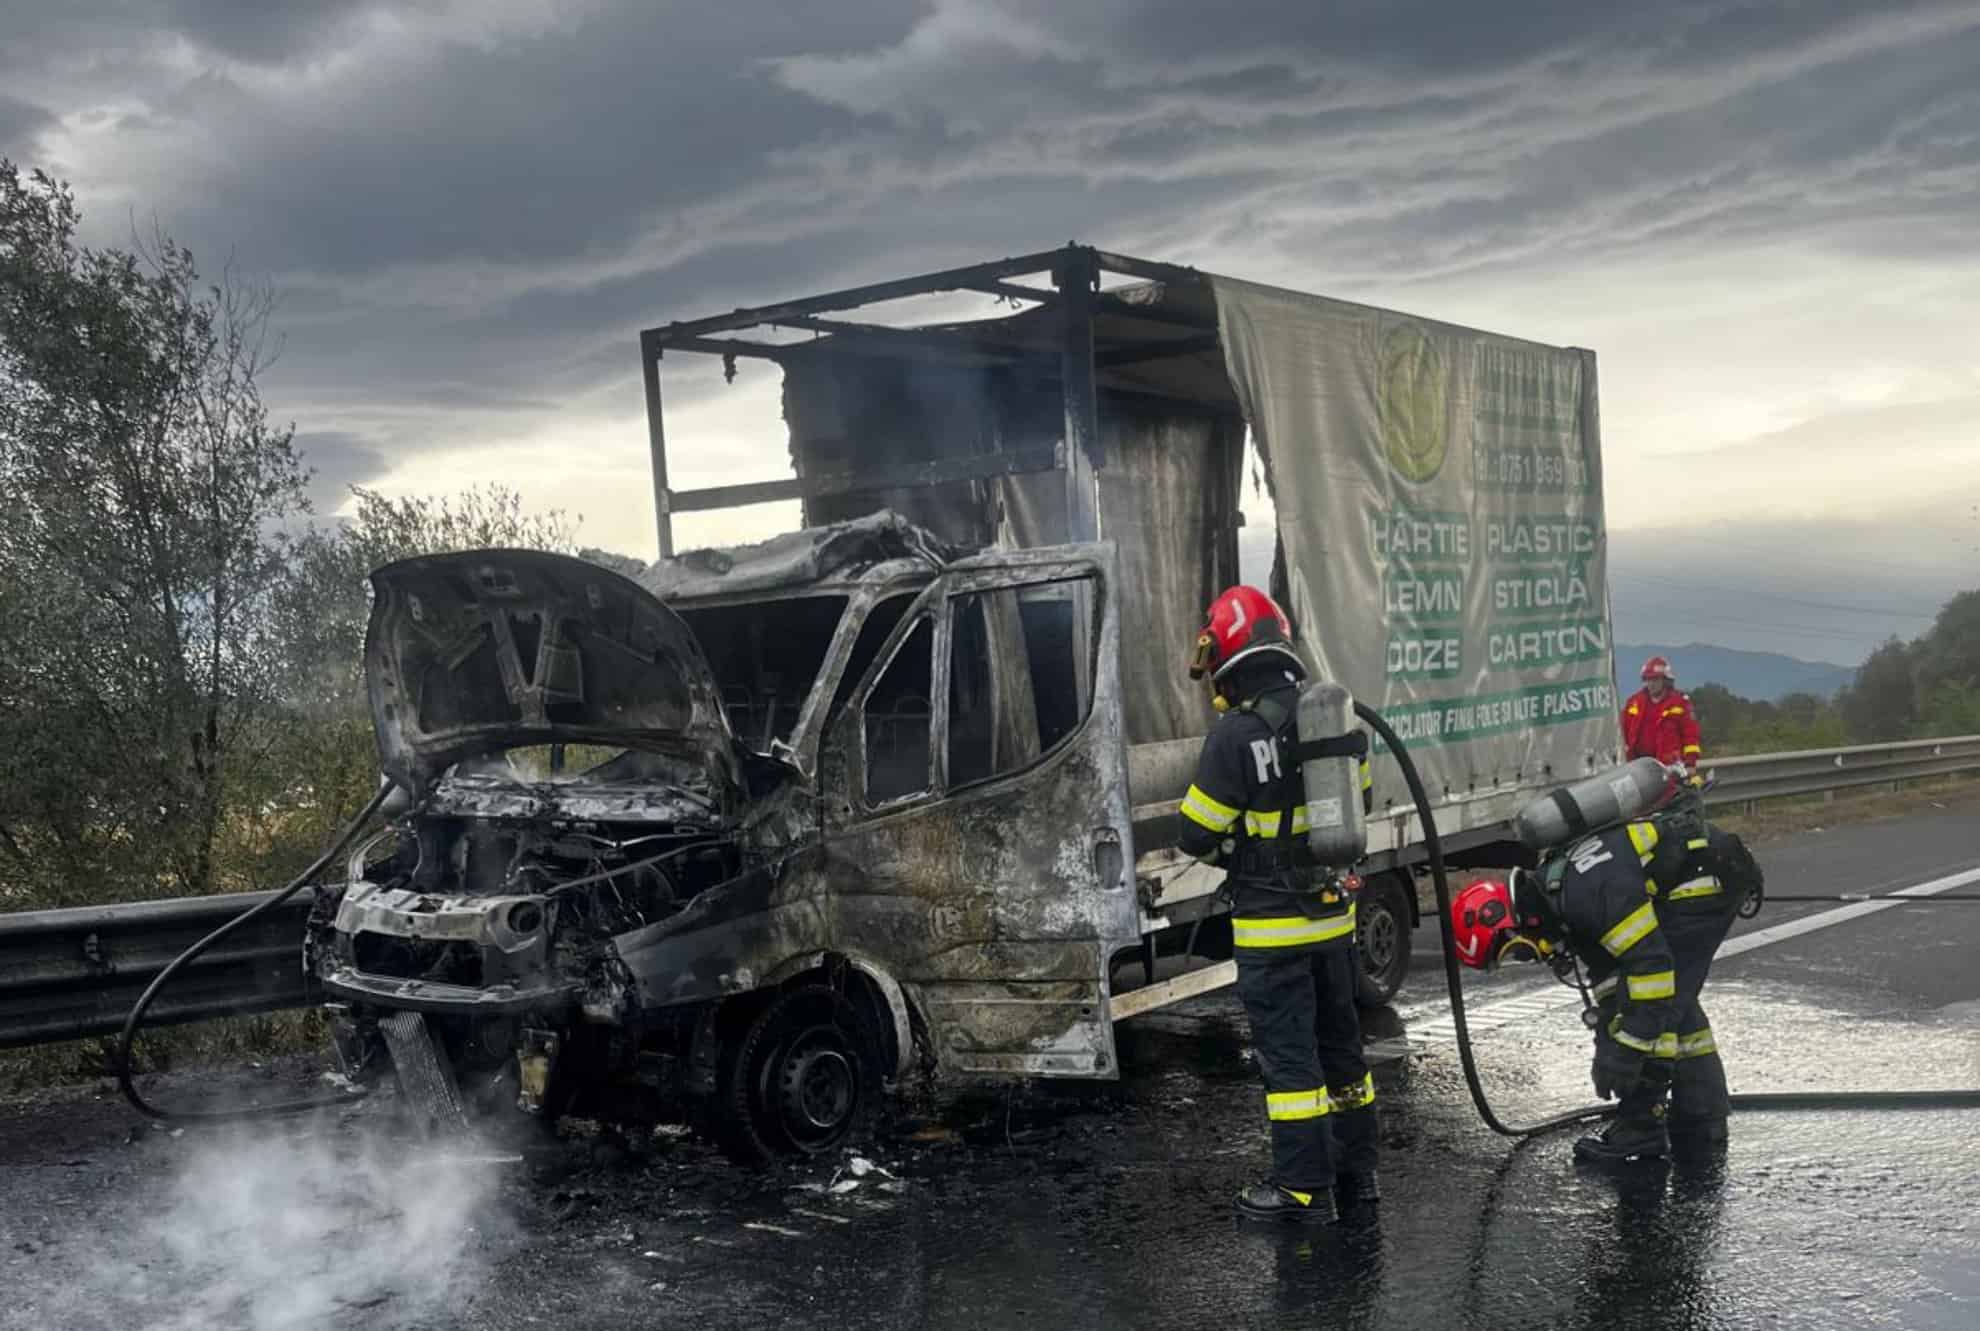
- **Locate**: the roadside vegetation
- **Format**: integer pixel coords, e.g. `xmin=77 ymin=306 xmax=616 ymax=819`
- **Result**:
xmin=1695 ymin=593 xmax=1980 ymax=755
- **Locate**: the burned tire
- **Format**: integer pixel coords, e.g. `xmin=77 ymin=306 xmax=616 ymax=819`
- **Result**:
xmin=712 ymin=985 xmax=880 ymax=1165
xmin=1355 ymin=873 xmax=1412 ymax=1008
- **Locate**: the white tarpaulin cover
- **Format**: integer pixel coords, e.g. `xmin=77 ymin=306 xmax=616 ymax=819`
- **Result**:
xmin=1212 ymin=278 xmax=1623 ymax=827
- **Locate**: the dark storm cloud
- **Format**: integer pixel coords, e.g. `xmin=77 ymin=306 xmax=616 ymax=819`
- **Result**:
xmin=0 ymin=95 xmax=53 ymax=157
xmin=292 ymin=430 xmax=394 ymax=514
xmin=141 ymin=0 xmax=377 ymax=63
xmin=10 ymin=0 xmax=1979 ymax=478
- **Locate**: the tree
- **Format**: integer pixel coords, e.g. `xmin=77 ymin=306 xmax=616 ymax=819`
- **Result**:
xmin=1 ymin=162 xmax=307 ymax=906
xmin=1839 ymin=637 xmax=1916 ymax=743
xmin=269 ymin=484 xmax=580 ymax=717
xmin=1913 ymin=591 xmax=1980 ymax=701
xmin=1915 ymin=680 xmax=1980 ymax=737
xmin=246 ymin=484 xmax=583 ymax=849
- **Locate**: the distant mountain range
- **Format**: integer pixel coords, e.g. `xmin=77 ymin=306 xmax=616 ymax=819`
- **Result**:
xmin=1615 ymin=643 xmax=1856 ymax=702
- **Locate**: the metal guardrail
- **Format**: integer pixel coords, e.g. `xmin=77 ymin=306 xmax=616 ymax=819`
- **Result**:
xmin=2 ymin=735 xmax=1977 ymax=1052
xmin=1701 ymin=734 xmax=1980 ymax=809
xmin=0 ymin=889 xmax=315 ymax=1050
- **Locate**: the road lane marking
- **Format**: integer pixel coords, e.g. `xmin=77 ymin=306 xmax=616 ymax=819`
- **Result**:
xmin=1398 ymin=862 xmax=1980 ymax=1046
xmin=1715 ymin=865 xmax=1980 ymax=961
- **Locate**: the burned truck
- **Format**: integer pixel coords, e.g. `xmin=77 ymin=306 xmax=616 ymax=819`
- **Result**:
xmin=313 ymin=524 xmax=1139 ymax=1159
xmin=312 ymin=247 xmax=1624 ymax=1159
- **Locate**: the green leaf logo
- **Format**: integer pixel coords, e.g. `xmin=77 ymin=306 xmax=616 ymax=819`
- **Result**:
xmin=1379 ymin=324 xmax=1448 ymax=485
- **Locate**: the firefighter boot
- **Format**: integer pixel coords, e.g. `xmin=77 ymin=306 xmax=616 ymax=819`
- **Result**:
xmin=1573 ymin=1108 xmax=1671 ymax=1164
xmin=1669 ymin=1034 xmax=1730 ymax=1154
xmin=1236 ymin=1182 xmax=1337 ymax=1226
xmin=1334 ymin=1172 xmax=1381 ymax=1217
xmin=1669 ymin=1113 xmax=1729 ymax=1155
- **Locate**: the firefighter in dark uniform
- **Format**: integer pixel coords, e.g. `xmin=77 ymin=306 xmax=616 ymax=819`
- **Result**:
xmin=1450 ymin=794 xmax=1763 ymax=1161
xmin=1177 ymin=585 xmax=1378 ymax=1224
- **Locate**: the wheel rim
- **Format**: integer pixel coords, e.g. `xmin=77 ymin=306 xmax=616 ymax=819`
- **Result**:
xmin=774 ymin=1025 xmax=860 ymax=1150
xmin=1362 ymin=901 xmax=1401 ymax=977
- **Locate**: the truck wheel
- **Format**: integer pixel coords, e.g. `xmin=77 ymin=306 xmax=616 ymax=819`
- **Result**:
xmin=713 ymin=985 xmax=880 ymax=1165
xmin=1356 ymin=873 xmax=1412 ymax=1007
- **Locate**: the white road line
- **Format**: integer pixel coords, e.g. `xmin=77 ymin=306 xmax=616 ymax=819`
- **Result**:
xmin=1715 ymin=865 xmax=1980 ymax=960
xmin=1397 ymin=862 xmax=1980 ymax=1046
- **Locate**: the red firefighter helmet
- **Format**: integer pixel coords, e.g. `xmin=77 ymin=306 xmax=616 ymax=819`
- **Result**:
xmin=1449 ymin=877 xmax=1545 ymax=970
xmin=1189 ymin=585 xmax=1302 ymax=683
xmin=1640 ymin=655 xmax=1675 ymax=683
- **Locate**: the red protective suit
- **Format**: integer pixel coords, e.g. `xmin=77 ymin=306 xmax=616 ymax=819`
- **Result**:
xmin=1622 ymin=687 xmax=1702 ymax=770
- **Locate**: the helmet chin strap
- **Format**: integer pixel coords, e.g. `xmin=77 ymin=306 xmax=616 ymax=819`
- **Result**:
xmin=1493 ymin=934 xmax=1543 ymax=966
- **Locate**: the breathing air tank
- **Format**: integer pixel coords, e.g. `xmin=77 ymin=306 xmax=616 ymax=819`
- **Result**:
xmin=1514 ymin=756 xmax=1671 ymax=851
xmin=1295 ymin=680 xmax=1368 ymax=867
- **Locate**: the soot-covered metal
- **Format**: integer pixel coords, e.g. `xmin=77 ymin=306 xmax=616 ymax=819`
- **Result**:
xmin=312 ymin=528 xmax=1141 ymax=1162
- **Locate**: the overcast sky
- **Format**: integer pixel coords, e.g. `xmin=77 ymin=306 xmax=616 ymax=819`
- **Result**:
xmin=5 ymin=0 xmax=1976 ymax=665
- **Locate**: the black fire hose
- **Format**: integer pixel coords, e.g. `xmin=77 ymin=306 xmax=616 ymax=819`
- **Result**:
xmin=117 ymin=784 xmax=392 ymax=1124
xmin=1353 ymin=702 xmax=1980 ymax=1137
xmin=1355 ymin=702 xmax=1611 ymax=1137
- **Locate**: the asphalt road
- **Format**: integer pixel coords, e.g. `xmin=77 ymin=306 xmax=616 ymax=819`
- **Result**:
xmin=2 ymin=795 xmax=1976 ymax=1331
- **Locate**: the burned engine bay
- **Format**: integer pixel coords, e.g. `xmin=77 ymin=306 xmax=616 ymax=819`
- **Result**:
xmin=307 ymin=753 xmax=747 ymax=1119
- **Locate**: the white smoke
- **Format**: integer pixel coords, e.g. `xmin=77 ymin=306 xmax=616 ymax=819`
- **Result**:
xmin=7 ymin=1114 xmax=507 ymax=1331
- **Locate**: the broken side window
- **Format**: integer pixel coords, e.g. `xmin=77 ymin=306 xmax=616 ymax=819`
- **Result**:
xmin=1018 ymin=578 xmax=1096 ymax=750
xmin=676 ymin=595 xmax=848 ymax=753
xmin=828 ymin=593 xmax=916 ymax=723
xmin=946 ymin=574 xmax=1097 ymax=789
xmin=863 ymin=616 xmax=934 ymax=805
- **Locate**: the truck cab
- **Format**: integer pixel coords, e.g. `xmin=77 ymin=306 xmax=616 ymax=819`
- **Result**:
xmin=314 ymin=522 xmax=1143 ymax=1161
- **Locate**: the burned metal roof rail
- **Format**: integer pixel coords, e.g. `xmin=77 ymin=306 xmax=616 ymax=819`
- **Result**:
xmin=766 ymin=313 xmax=1045 ymax=362
xmin=637 ymin=242 xmax=1225 ymax=554
xmin=645 ymin=246 xmax=1078 ymax=344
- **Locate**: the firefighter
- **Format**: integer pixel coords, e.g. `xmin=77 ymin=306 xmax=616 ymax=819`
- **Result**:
xmin=1177 ymin=585 xmax=1378 ymax=1224
xmin=1623 ymin=656 xmax=1703 ymax=775
xmin=1448 ymin=802 xmax=1763 ymax=1162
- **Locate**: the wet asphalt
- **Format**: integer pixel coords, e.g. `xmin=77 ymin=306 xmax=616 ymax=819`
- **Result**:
xmin=2 ymin=795 xmax=1976 ymax=1331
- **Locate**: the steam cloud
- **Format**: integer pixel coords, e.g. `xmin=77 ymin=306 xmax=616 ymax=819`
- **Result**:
xmin=5 ymin=1116 xmax=505 ymax=1331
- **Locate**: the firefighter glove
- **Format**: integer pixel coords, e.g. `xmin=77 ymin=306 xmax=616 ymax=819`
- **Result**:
xmin=1591 ymin=1042 xmax=1645 ymax=1101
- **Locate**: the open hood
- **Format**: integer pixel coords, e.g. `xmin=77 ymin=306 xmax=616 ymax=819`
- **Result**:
xmin=365 ymin=549 xmax=734 ymax=792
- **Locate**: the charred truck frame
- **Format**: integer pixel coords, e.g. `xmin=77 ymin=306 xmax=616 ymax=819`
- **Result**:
xmin=314 ymin=246 xmax=1619 ymax=1159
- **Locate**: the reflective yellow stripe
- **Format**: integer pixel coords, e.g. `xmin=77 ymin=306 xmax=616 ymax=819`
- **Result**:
xmin=1668 ymin=876 xmax=1723 ymax=901
xmin=1243 ymin=807 xmax=1310 ymax=837
xmin=1663 ymin=706 xmax=1687 ymax=718
xmin=1686 ymin=838 xmax=1709 ymax=851
xmin=1600 ymin=901 xmax=1659 ymax=957
xmin=1610 ymin=1018 xmax=1680 ymax=1058
xmin=1179 ymin=784 xmax=1239 ymax=832
xmin=1644 ymin=877 xmax=1659 ymax=897
xmin=1677 ymin=1028 xmax=1718 ymax=1058
xmin=1359 ymin=758 xmax=1372 ymax=792
xmin=1232 ymin=911 xmax=1358 ymax=949
xmin=1592 ymin=974 xmax=1618 ymax=1002
xmin=1626 ymin=704 xmax=1639 ymax=716
xmin=1627 ymin=822 xmax=1659 ymax=862
xmin=1283 ymin=1187 xmax=1314 ymax=1205
xmin=1627 ymin=970 xmax=1677 ymax=1001
xmin=1610 ymin=1024 xmax=1656 ymax=1054
xmin=1266 ymin=1089 xmax=1329 ymax=1121
xmin=1328 ymin=1072 xmax=1376 ymax=1112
